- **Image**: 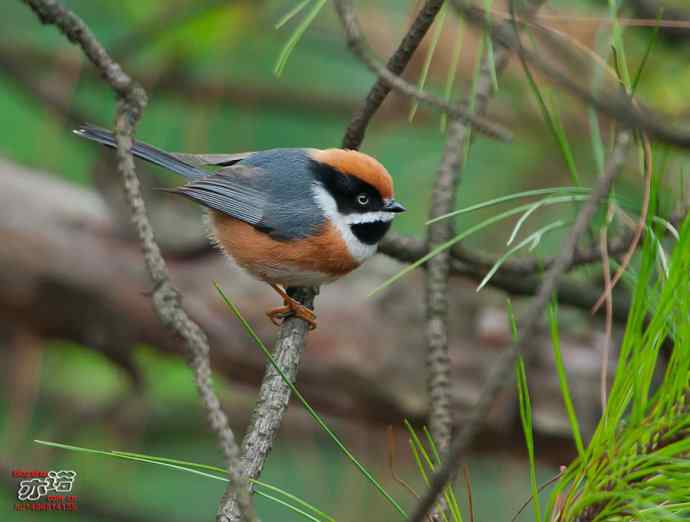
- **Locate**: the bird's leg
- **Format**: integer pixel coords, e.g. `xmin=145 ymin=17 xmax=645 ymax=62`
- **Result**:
xmin=266 ymin=284 xmax=317 ymax=330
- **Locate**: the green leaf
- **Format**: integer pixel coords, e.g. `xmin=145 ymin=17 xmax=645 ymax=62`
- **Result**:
xmin=274 ymin=0 xmax=327 ymax=77
xmin=515 ymin=358 xmax=542 ymax=522
xmin=34 ymin=440 xmax=335 ymax=522
xmin=409 ymin=2 xmax=447 ymax=122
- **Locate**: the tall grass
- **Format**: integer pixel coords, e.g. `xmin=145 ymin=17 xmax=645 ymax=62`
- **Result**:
xmin=545 ymin=212 xmax=690 ymax=521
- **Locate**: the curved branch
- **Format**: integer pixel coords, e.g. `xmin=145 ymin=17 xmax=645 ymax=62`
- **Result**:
xmin=21 ymin=1 xmax=256 ymax=520
xmin=333 ymin=0 xmax=512 ymax=143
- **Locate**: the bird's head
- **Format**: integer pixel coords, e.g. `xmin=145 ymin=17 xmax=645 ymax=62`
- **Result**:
xmin=309 ymin=148 xmax=405 ymax=260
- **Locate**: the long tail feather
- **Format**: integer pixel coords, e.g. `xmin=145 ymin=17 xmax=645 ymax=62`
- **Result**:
xmin=73 ymin=124 xmax=207 ymax=180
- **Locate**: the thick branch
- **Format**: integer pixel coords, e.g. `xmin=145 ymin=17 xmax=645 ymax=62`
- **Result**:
xmin=218 ymin=289 xmax=316 ymax=522
xmin=20 ymin=1 xmax=255 ymax=520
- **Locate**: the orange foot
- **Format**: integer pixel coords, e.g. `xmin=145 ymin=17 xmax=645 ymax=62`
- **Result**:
xmin=266 ymin=284 xmax=317 ymax=330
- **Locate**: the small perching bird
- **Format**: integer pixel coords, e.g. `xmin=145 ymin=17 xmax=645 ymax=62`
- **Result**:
xmin=75 ymin=125 xmax=405 ymax=329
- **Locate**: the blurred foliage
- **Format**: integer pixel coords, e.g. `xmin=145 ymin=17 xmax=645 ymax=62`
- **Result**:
xmin=2 ymin=0 xmax=689 ymax=520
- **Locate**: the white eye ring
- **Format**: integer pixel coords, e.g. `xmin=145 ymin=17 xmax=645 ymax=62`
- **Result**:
xmin=356 ymin=193 xmax=369 ymax=206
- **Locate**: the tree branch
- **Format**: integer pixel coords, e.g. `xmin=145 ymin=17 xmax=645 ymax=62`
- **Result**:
xmin=20 ymin=1 xmax=256 ymax=520
xmin=0 ymin=157 xmax=627 ymax=443
xmin=333 ymin=0 xmax=511 ymax=143
xmin=341 ymin=0 xmax=445 ymax=149
xmin=423 ymin=0 xmax=537 ymax=453
xmin=447 ymin=0 xmax=690 ymax=149
xmin=218 ymin=288 xmax=316 ymax=522
xmin=408 ymin=130 xmax=632 ymax=522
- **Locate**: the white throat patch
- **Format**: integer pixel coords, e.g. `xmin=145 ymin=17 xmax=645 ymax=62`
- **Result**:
xmin=312 ymin=184 xmax=388 ymax=263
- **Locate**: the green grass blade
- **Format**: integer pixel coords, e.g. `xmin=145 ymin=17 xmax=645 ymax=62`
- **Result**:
xmin=215 ymin=285 xmax=407 ymax=519
xmin=275 ymin=0 xmax=312 ymax=29
xmin=405 ymin=425 xmax=449 ymax=522
xmin=409 ymin=2 xmax=447 ymax=122
xmin=421 ymin=426 xmax=463 ymax=522
xmin=518 ymin=47 xmax=580 ymax=185
xmin=608 ymin=0 xmax=631 ymax=91
xmin=515 ymin=358 xmax=543 ymax=522
xmin=547 ymin=302 xmax=585 ymax=457
xmin=588 ymin=108 xmax=605 ymax=177
xmin=274 ymin=0 xmax=326 ymax=77
xmin=113 ymin=451 xmax=337 ymax=522
xmin=482 ymin=0 xmax=498 ymax=90
xmin=373 ymin=195 xmax=591 ymax=297
xmin=440 ymin=17 xmax=465 ymax=132
xmin=477 ymin=220 xmax=568 ymax=292
xmin=35 ymin=440 xmax=336 ymax=522
xmin=631 ymin=7 xmax=662 ymax=94
xmin=254 ymin=491 xmax=326 ymax=522
xmin=426 ymin=186 xmax=589 ymax=224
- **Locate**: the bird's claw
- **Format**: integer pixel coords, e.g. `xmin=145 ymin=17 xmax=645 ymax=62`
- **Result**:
xmin=266 ymin=296 xmax=317 ymax=330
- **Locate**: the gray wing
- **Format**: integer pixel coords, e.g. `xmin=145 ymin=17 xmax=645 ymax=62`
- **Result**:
xmin=169 ymin=165 xmax=269 ymax=226
xmin=171 ymin=152 xmax=254 ymax=168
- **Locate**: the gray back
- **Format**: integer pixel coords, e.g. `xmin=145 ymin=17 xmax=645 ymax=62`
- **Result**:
xmin=237 ymin=149 xmax=324 ymax=240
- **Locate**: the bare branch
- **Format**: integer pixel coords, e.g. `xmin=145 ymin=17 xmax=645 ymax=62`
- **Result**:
xmin=408 ymin=130 xmax=632 ymax=522
xmin=380 ymin=228 xmax=635 ymax=281
xmin=342 ymin=0 xmax=445 ymax=149
xmin=425 ymin=117 xmax=466 ymax=454
xmin=218 ymin=287 xmax=316 ymax=522
xmin=448 ymin=0 xmax=690 ymax=148
xmin=333 ymin=0 xmax=512 ymax=143
xmin=20 ymin=1 xmax=256 ymax=520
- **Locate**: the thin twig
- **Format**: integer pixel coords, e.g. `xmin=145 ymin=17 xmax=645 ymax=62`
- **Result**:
xmin=378 ymin=232 xmax=635 ymax=322
xmin=510 ymin=467 xmax=565 ymax=522
xmin=20 ymin=2 xmax=256 ymax=521
xmin=387 ymin=426 xmax=421 ymax=501
xmin=599 ymin=218 xmax=613 ymax=413
xmin=333 ymin=0 xmax=512 ymax=143
xmin=380 ymin=230 xmax=635 ymax=277
xmin=447 ymin=0 xmax=690 ymax=149
xmin=407 ymin=131 xmax=631 ymax=522
xmin=591 ymin=135 xmax=653 ymax=313
xmin=342 ymin=0 xmax=445 ymax=150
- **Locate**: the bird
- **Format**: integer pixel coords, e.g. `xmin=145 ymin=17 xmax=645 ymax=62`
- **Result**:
xmin=74 ymin=124 xmax=405 ymax=330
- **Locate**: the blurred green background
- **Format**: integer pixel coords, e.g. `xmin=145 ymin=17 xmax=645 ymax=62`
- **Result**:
xmin=1 ymin=0 xmax=689 ymax=520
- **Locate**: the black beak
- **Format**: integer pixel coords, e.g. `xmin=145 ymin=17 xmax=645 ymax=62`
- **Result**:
xmin=384 ymin=199 xmax=406 ymax=213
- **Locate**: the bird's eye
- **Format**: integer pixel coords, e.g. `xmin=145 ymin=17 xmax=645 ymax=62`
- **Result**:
xmin=356 ymin=193 xmax=369 ymax=206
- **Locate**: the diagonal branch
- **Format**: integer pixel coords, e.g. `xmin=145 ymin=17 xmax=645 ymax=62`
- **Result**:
xmin=447 ymin=0 xmax=690 ymax=148
xmin=342 ymin=0 xmax=445 ymax=150
xmin=20 ymin=1 xmax=256 ymax=521
xmin=408 ymin=130 xmax=632 ymax=522
xmin=333 ymin=0 xmax=511 ymax=143
xmin=218 ymin=287 xmax=316 ymax=522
